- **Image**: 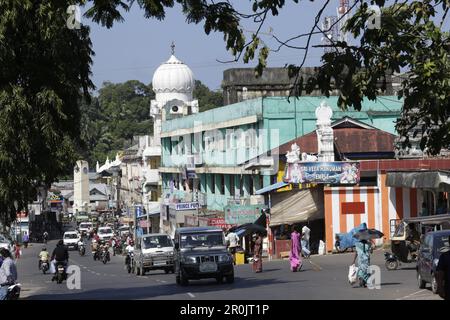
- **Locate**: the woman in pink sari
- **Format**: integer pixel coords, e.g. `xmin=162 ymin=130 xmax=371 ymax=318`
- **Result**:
xmin=289 ymin=228 xmax=303 ymax=272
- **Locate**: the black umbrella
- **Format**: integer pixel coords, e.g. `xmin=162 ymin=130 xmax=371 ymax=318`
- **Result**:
xmin=231 ymin=223 xmax=267 ymax=238
xmin=353 ymin=228 xmax=384 ymax=241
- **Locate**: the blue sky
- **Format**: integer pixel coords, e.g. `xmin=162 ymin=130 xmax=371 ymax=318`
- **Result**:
xmin=84 ymin=0 xmax=449 ymax=92
xmin=84 ymin=1 xmax=345 ymax=92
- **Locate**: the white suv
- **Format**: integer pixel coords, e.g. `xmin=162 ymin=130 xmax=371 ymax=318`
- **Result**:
xmin=98 ymin=227 xmax=114 ymax=241
xmin=63 ymin=231 xmax=81 ymax=250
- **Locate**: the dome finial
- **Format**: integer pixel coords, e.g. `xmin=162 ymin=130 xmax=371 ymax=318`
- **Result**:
xmin=171 ymin=41 xmax=175 ymax=55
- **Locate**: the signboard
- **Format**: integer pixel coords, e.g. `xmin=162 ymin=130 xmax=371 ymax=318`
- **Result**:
xmin=283 ymin=161 xmax=360 ymax=185
xmin=139 ymin=220 xmax=150 ymax=228
xmin=135 ymin=206 xmax=145 ymax=218
xmin=184 ymin=216 xmax=210 ymax=227
xmin=48 ymin=194 xmax=64 ymax=203
xmin=171 ymin=202 xmax=199 ymax=211
xmin=208 ymin=217 xmax=234 ymax=229
xmin=224 ymin=205 xmax=264 ymax=225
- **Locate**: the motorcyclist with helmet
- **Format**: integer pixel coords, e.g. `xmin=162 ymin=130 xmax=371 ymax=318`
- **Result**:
xmin=125 ymin=240 xmax=135 ymax=266
xmin=51 ymin=240 xmax=68 ymax=282
xmin=38 ymin=247 xmax=50 ymax=270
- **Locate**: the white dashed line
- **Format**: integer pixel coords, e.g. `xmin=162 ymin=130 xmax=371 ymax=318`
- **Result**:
xmin=187 ymin=292 xmax=195 ymax=298
xmin=397 ymin=289 xmax=428 ymax=300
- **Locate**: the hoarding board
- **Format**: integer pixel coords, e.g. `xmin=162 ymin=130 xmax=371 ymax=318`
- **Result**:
xmin=283 ymin=161 xmax=360 ymax=185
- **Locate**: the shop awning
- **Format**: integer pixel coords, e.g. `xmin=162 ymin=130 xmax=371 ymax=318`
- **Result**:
xmin=386 ymin=171 xmax=450 ymax=191
xmin=255 ymin=181 xmax=289 ymax=195
xmin=269 ymin=188 xmax=324 ymax=226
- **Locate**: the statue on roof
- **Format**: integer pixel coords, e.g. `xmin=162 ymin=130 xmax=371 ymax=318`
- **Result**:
xmin=286 ymin=143 xmax=301 ymax=163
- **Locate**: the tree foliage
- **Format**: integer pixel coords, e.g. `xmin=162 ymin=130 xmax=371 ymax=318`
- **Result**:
xmin=0 ymin=0 xmax=93 ymax=226
xmin=194 ymin=80 xmax=223 ymax=112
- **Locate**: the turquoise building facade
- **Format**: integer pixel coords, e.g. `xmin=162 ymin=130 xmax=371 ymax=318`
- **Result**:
xmin=160 ymin=96 xmax=403 ymax=213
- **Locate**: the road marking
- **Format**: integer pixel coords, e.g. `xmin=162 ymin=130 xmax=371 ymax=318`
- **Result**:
xmin=187 ymin=292 xmax=195 ymax=298
xmin=160 ymin=280 xmax=167 ymax=283
xmin=396 ymin=289 xmax=428 ymax=300
xmin=307 ymin=259 xmax=322 ymax=271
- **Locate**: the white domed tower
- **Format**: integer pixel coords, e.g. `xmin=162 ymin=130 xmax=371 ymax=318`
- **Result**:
xmin=150 ymin=43 xmax=199 ymax=144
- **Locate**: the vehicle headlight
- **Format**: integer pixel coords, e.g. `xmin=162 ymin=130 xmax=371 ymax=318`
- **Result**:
xmin=168 ymin=251 xmax=174 ymax=256
xmin=181 ymin=256 xmax=197 ymax=264
xmin=218 ymin=254 xmax=231 ymax=262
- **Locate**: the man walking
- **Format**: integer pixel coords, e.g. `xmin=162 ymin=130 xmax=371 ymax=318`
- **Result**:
xmin=301 ymin=225 xmax=311 ymax=257
xmin=225 ymin=230 xmax=239 ymax=264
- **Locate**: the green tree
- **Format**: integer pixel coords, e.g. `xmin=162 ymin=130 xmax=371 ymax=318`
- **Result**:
xmin=194 ymin=80 xmax=223 ymax=112
xmin=0 ymin=1 xmax=93 ymax=226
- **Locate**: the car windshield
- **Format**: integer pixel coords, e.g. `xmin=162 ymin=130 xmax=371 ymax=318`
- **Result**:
xmin=435 ymin=235 xmax=450 ymax=254
xmin=99 ymin=228 xmax=112 ymax=234
xmin=64 ymin=233 xmax=78 ymax=239
xmin=79 ymin=223 xmax=91 ymax=229
xmin=142 ymin=236 xmax=173 ymax=249
xmin=180 ymin=232 xmax=224 ymax=248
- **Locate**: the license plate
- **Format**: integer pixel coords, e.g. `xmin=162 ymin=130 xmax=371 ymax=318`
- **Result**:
xmin=199 ymin=262 xmax=217 ymax=273
xmin=153 ymin=261 xmax=166 ymax=266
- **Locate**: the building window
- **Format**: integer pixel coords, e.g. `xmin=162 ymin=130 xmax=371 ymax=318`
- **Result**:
xmin=229 ymin=175 xmax=235 ymax=197
xmin=218 ymin=174 xmax=225 ymax=195
xmin=211 ymin=174 xmax=215 ymax=194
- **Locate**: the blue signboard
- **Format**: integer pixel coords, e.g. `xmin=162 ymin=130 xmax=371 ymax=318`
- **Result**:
xmin=283 ymin=161 xmax=360 ymax=185
xmin=135 ymin=206 xmax=144 ymax=218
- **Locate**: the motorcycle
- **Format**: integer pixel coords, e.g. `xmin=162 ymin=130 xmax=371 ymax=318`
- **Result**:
xmin=78 ymin=243 xmax=86 ymax=256
xmin=40 ymin=259 xmax=49 ymax=274
xmin=126 ymin=252 xmax=135 ymax=273
xmin=4 ymin=283 xmax=21 ymax=300
xmin=55 ymin=261 xmax=67 ymax=284
xmin=101 ymin=246 xmax=110 ymax=264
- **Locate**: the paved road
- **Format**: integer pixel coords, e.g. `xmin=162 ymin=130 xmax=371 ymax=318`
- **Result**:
xmin=16 ymin=240 xmax=441 ymax=300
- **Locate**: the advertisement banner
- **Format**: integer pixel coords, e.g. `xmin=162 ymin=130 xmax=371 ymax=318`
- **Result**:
xmin=224 ymin=205 xmax=264 ymax=225
xmin=283 ymin=161 xmax=360 ymax=185
xmin=208 ymin=217 xmax=234 ymax=229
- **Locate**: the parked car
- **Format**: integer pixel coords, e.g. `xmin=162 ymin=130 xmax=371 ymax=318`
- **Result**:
xmin=416 ymin=230 xmax=450 ymax=293
xmin=118 ymin=225 xmax=130 ymax=237
xmin=173 ymin=227 xmax=234 ymax=286
xmin=134 ymin=234 xmax=175 ymax=275
xmin=98 ymin=226 xmax=114 ymax=241
xmin=63 ymin=231 xmax=81 ymax=250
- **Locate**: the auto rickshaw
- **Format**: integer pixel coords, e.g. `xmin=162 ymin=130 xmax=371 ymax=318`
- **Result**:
xmin=384 ymin=214 xmax=450 ymax=270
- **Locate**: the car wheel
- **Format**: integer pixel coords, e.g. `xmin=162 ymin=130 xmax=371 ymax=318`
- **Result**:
xmin=164 ymin=268 xmax=170 ymax=274
xmin=141 ymin=267 xmax=146 ymax=276
xmin=417 ymin=272 xmax=426 ymax=289
xmin=171 ymin=267 xmax=175 ymax=274
xmin=225 ymin=274 xmax=235 ymax=284
xmin=431 ymin=275 xmax=438 ymax=294
xmin=216 ymin=276 xmax=224 ymax=284
xmin=385 ymin=259 xmax=399 ymax=271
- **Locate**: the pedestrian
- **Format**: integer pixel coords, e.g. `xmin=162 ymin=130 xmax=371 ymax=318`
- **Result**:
xmin=289 ymin=227 xmax=302 ymax=272
xmin=436 ymin=235 xmax=450 ymax=300
xmin=23 ymin=232 xmax=29 ymax=249
xmin=13 ymin=243 xmax=21 ymax=260
xmin=352 ymin=233 xmax=372 ymax=287
xmin=252 ymin=233 xmax=263 ymax=273
xmin=0 ymin=248 xmax=18 ymax=300
xmin=301 ymin=225 xmax=311 ymax=257
xmin=225 ymin=229 xmax=239 ymax=264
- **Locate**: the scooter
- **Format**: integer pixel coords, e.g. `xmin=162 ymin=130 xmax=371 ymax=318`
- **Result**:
xmin=101 ymin=247 xmax=110 ymax=264
xmin=40 ymin=259 xmax=49 ymax=274
xmin=4 ymin=283 xmax=21 ymax=300
xmin=78 ymin=243 xmax=86 ymax=256
xmin=54 ymin=261 xmax=67 ymax=284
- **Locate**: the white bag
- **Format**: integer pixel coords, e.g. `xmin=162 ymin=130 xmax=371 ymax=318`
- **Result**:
xmin=348 ymin=264 xmax=358 ymax=284
xmin=49 ymin=260 xmax=56 ymax=274
xmin=318 ymin=240 xmax=325 ymax=255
